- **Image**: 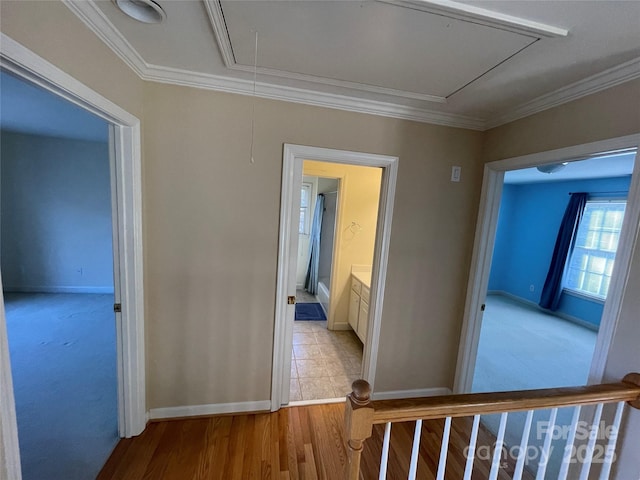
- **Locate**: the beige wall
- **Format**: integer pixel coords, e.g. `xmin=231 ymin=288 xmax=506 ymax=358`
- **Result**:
xmin=303 ymin=160 xmax=382 ymax=329
xmin=2 ymin=0 xmax=484 ymax=410
xmin=482 ymin=79 xmax=640 ymax=479
xmin=143 ymin=82 xmax=483 ymax=406
xmin=2 ymin=6 xmax=639 ymax=473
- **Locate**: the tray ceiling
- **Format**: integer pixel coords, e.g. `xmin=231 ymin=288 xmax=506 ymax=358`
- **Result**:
xmin=219 ymin=1 xmax=537 ymax=101
xmin=65 ymin=0 xmax=640 ymax=130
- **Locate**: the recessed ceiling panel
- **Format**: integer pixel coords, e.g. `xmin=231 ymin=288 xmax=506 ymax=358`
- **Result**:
xmin=220 ymin=0 xmax=536 ymax=98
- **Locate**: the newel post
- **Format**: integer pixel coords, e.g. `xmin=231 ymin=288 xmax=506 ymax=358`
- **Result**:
xmin=344 ymin=379 xmax=374 ymax=480
xmin=622 ymin=373 xmax=640 ymax=409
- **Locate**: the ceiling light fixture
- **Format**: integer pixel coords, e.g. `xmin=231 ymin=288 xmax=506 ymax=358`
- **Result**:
xmin=113 ymin=0 xmax=166 ymax=24
xmin=537 ymin=162 xmax=568 ymax=174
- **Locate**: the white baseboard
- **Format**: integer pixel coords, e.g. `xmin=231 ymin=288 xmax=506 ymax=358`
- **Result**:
xmin=288 ymin=397 xmax=346 ymax=407
xmin=371 ymin=387 xmax=451 ymax=401
xmin=4 ymin=285 xmax=115 ymax=294
xmin=148 ymin=400 xmax=271 ymax=420
xmin=488 ymin=290 xmax=599 ymax=332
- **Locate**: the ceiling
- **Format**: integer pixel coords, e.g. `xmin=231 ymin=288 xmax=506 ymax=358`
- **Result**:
xmin=504 ymin=151 xmax=636 ymax=185
xmin=63 ymin=0 xmax=640 ymax=130
xmin=0 ymin=70 xmax=108 ymax=142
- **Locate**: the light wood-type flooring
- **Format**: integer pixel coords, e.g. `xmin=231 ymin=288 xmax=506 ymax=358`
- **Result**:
xmin=98 ymin=403 xmax=534 ymax=479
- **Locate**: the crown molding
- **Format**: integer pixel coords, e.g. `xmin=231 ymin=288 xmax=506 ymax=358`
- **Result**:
xmin=382 ymin=0 xmax=568 ymax=38
xmin=62 ymin=0 xmax=638 ymax=133
xmin=226 ymin=63 xmax=448 ymax=104
xmin=144 ymin=63 xmax=485 ymax=130
xmin=62 ymin=0 xmax=147 ymax=77
xmin=203 ymin=0 xmax=446 ymax=104
xmin=485 ymin=56 xmax=640 ymax=129
xmin=62 ymin=0 xmax=483 ymax=129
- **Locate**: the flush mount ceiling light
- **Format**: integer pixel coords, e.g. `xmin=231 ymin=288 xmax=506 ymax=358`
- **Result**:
xmin=537 ymin=162 xmax=569 ymax=174
xmin=114 ymin=0 xmax=166 ymax=24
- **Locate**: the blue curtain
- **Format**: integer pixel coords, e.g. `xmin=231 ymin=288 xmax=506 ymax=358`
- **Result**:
xmin=305 ymin=194 xmax=324 ymax=295
xmin=539 ymin=192 xmax=588 ymax=310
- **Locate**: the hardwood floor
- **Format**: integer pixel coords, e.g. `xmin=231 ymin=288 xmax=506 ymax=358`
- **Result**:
xmin=98 ymin=403 xmax=534 ymax=479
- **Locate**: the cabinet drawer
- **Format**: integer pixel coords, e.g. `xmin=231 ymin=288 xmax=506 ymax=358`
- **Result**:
xmin=361 ymin=285 xmax=370 ymax=303
xmin=351 ymin=277 xmax=362 ymax=295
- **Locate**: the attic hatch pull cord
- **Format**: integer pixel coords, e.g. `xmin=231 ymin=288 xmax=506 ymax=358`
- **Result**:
xmin=250 ymin=30 xmax=258 ymax=164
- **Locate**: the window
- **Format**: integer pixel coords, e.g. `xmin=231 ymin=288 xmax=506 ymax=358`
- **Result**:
xmin=565 ymin=200 xmax=626 ymax=300
xmin=299 ymin=183 xmax=312 ymax=235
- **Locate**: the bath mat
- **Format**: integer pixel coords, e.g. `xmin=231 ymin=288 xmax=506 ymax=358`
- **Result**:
xmin=295 ymin=303 xmax=327 ymax=321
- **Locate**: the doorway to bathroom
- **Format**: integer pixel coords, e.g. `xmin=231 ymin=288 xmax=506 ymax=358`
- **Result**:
xmin=272 ymin=144 xmax=398 ymax=410
xmin=290 ymin=161 xmax=382 ymax=402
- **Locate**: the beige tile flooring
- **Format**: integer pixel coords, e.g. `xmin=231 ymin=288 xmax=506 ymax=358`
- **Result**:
xmin=290 ymin=320 xmax=363 ymax=401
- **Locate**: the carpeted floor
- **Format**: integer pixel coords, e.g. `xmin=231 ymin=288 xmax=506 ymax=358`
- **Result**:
xmin=4 ymin=292 xmax=119 ymax=480
xmin=472 ymin=293 xmax=598 ymax=479
xmin=473 ymin=293 xmax=597 ymax=393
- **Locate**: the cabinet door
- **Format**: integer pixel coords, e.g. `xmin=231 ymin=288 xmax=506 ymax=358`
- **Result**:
xmin=357 ymin=300 xmax=369 ymax=343
xmin=348 ymin=288 xmax=360 ymax=331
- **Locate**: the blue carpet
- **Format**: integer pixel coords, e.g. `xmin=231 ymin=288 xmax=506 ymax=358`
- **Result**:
xmin=295 ymin=303 xmax=326 ymax=321
xmin=5 ymin=292 xmax=118 ymax=480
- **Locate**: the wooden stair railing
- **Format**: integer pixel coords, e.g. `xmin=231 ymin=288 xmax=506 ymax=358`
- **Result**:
xmin=344 ymin=374 xmax=640 ymax=480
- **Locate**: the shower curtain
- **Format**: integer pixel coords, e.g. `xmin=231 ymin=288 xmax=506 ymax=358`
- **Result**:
xmin=304 ymin=194 xmax=324 ymax=295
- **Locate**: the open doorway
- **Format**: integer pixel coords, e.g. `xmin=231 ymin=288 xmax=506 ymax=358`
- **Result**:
xmin=454 ymin=138 xmax=640 ymax=478
xmin=473 ymin=150 xmax=636 ymax=393
xmin=290 ymin=162 xmax=382 ymax=402
xmin=272 ymin=144 xmax=398 ymax=410
xmin=1 ymin=70 xmax=119 ymax=480
xmin=0 ymin=37 xmax=145 ymax=480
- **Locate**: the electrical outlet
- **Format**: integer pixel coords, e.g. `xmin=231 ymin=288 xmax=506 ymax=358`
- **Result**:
xmin=451 ymin=166 xmax=461 ymax=182
xmin=530 ymin=284 xmax=535 ymax=292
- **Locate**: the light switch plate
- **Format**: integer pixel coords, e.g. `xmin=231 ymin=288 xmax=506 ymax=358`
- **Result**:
xmin=451 ymin=166 xmax=461 ymax=182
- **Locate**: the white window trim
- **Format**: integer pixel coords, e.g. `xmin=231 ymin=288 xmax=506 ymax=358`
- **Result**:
xmin=564 ymin=199 xmax=626 ymax=301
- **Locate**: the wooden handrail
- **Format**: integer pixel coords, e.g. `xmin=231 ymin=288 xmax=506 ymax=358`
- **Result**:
xmin=372 ymin=376 xmax=640 ymax=424
xmin=343 ymin=373 xmax=640 ymax=480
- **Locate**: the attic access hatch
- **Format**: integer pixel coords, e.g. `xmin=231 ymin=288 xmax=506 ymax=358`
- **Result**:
xmin=206 ymin=0 xmax=567 ymax=102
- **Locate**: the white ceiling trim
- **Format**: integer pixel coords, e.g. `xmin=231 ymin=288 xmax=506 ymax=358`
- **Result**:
xmin=204 ymin=0 xmax=447 ymax=104
xmin=62 ymin=0 xmax=483 ymax=129
xmin=143 ymin=63 xmax=485 ymax=129
xmin=62 ymin=0 xmax=637 ymax=133
xmin=380 ymin=0 xmax=568 ymax=38
xmin=486 ymin=56 xmax=640 ymax=129
xmin=221 ymin=62 xmax=448 ymax=104
xmin=62 ymin=0 xmax=146 ymax=78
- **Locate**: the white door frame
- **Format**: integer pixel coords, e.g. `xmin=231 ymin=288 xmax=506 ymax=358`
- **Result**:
xmin=272 ymin=144 xmax=398 ymax=410
xmin=453 ymin=134 xmax=640 ymax=394
xmin=0 ymin=33 xmax=145 ymax=454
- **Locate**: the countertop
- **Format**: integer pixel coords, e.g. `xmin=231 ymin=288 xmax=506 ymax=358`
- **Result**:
xmin=351 ymin=269 xmax=372 ymax=288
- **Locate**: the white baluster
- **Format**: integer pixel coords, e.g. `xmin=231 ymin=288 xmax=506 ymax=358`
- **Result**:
xmin=463 ymin=415 xmax=481 ymax=480
xmin=379 ymin=422 xmax=391 ymax=480
xmin=599 ymin=402 xmax=625 ymax=480
xmin=537 ymin=408 xmax=558 ymax=480
xmin=489 ymin=413 xmax=508 ymax=480
xmin=513 ymin=410 xmax=534 ymax=480
xmin=579 ymin=402 xmax=604 ymax=480
xmin=436 ymin=417 xmax=452 ymax=480
xmin=407 ymin=419 xmax=422 ymax=480
xmin=559 ymin=405 xmax=582 ymax=480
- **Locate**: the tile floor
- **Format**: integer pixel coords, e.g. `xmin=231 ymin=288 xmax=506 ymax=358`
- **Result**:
xmin=290 ymin=320 xmax=363 ymax=401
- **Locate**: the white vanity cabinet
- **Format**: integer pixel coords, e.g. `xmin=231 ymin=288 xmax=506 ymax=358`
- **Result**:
xmin=348 ymin=275 xmax=370 ymax=343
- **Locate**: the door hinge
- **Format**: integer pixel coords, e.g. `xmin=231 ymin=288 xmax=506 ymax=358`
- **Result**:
xmin=114 ymin=303 xmax=122 ymax=313
xmin=288 ymin=296 xmax=296 ymax=305
xmin=481 ymin=303 xmax=486 ymax=311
